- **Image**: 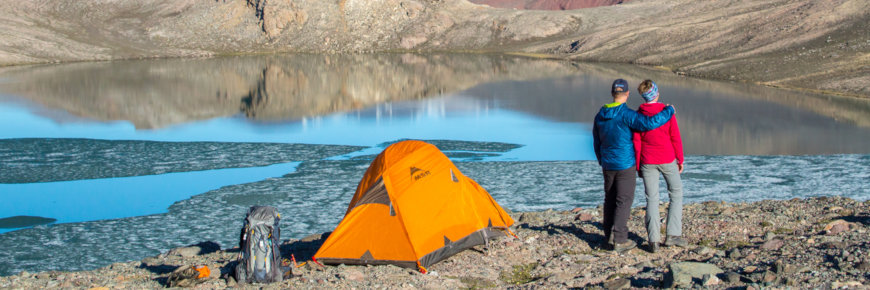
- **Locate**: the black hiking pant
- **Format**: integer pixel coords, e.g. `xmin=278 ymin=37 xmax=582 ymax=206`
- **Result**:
xmin=602 ymin=167 xmax=636 ymax=245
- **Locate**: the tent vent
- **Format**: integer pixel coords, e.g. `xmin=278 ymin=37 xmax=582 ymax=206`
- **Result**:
xmin=360 ymin=250 xmax=374 ymax=262
xmin=443 ymin=236 xmax=452 ymax=246
xmin=389 ymin=202 xmax=396 ymax=216
xmin=450 ymin=169 xmax=459 ymax=183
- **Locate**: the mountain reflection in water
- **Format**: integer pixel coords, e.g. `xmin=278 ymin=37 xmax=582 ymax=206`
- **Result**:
xmin=1 ymin=53 xmax=868 ymax=156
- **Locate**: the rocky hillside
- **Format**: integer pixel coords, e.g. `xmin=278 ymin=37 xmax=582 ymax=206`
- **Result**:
xmin=1 ymin=197 xmax=867 ymax=288
xmin=0 ymin=0 xmax=867 ymax=98
xmin=469 ymin=0 xmax=626 ymax=10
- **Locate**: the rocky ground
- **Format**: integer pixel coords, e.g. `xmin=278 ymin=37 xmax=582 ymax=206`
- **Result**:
xmin=0 ymin=0 xmax=867 ymax=98
xmin=1 ymin=196 xmax=867 ymax=289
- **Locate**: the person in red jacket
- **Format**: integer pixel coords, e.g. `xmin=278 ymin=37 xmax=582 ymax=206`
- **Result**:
xmin=632 ymin=80 xmax=687 ymax=253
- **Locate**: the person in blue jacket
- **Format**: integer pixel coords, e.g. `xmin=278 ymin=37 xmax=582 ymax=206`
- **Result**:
xmin=593 ymin=78 xmax=674 ymax=252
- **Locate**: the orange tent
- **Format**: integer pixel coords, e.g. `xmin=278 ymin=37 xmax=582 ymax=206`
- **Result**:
xmin=313 ymin=140 xmax=515 ymax=271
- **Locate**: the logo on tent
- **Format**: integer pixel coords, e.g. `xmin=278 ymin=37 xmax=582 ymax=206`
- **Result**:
xmin=410 ymin=166 xmax=431 ymax=181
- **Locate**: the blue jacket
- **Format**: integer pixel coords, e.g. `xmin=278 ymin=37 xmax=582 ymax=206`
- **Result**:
xmin=593 ymin=102 xmax=674 ymax=171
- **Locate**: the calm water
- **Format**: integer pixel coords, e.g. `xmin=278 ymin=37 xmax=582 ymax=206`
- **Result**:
xmin=0 ymin=54 xmax=869 ymax=275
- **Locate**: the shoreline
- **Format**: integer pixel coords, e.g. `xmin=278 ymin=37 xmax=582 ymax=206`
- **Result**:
xmin=2 ymin=196 xmax=867 ymax=288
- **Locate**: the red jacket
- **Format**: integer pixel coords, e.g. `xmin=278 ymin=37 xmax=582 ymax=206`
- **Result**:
xmin=632 ymin=102 xmax=684 ymax=170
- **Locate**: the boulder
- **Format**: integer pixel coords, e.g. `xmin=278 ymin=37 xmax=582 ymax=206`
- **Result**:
xmin=168 ymin=241 xmax=221 ymax=257
xmin=824 ymin=220 xmax=853 ymax=235
xmin=664 ymin=262 xmax=724 ymax=288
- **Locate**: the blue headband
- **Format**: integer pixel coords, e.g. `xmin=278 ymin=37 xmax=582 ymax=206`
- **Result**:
xmin=641 ymin=82 xmax=658 ymax=102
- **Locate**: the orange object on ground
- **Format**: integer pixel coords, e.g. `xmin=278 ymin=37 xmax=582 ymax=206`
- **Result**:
xmin=194 ymin=265 xmax=210 ymax=279
xmin=313 ymin=140 xmax=515 ymax=269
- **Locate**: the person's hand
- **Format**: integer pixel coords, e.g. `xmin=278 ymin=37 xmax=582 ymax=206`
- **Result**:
xmin=678 ymin=163 xmax=684 ymax=173
xmin=637 ymin=170 xmax=643 ymax=178
xmin=666 ymin=104 xmax=676 ymax=114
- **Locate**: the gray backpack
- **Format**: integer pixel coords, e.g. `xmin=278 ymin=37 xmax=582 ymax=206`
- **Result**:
xmin=234 ymin=206 xmax=285 ymax=284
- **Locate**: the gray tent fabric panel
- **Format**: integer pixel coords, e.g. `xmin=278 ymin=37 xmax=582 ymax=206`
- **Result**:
xmin=419 ymin=227 xmax=508 ymax=268
xmin=443 ymin=236 xmax=452 ymax=246
xmin=360 ymin=250 xmax=374 ymax=263
xmin=354 ymin=177 xmax=390 ymax=208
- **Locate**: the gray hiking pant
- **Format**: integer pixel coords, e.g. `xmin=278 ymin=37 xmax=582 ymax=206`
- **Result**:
xmin=640 ymin=160 xmax=683 ymax=243
xmin=602 ymin=167 xmax=636 ymax=244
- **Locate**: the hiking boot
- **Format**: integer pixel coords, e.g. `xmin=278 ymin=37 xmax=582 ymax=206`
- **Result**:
xmin=664 ymin=236 xmax=688 ymax=247
xmin=648 ymin=242 xmax=660 ymax=253
xmin=613 ymin=240 xmax=636 ymax=253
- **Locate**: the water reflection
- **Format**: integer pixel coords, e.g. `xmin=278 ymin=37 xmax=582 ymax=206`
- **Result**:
xmin=1 ymin=54 xmax=868 ymax=156
xmin=0 ymin=54 xmax=577 ymax=129
xmin=462 ymin=63 xmax=870 ymax=155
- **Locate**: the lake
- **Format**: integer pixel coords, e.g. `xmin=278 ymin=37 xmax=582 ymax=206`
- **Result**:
xmin=1 ymin=54 xmax=869 ymax=275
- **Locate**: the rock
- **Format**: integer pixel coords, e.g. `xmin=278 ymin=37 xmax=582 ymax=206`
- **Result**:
xmin=19 ymin=271 xmax=29 ymax=277
xmin=602 ymin=278 xmax=630 ymax=290
xmin=225 ymin=275 xmax=237 ymax=287
xmin=727 ymin=248 xmax=742 ymax=259
xmin=742 ymin=265 xmax=758 ymax=273
xmin=832 ymin=281 xmax=863 ymax=288
xmin=824 ymin=220 xmax=852 ymax=235
xmin=571 ymin=207 xmax=583 ymax=213
xmin=575 ymin=213 xmax=594 ymax=222
xmin=760 ymin=239 xmax=784 ymax=250
xmin=300 ymin=233 xmax=325 ymax=242
xmin=141 ymin=256 xmax=162 ymax=266
xmin=763 ymin=232 xmax=776 ymax=241
xmin=167 ymin=241 xmax=220 ymax=257
xmin=722 ymin=271 xmax=741 ymax=283
xmin=634 ymin=261 xmax=655 ymax=270
xmin=664 ymin=262 xmax=724 ymax=288
xmin=760 ymin=270 xmax=778 ymax=284
xmin=36 ymin=272 xmax=50 ymax=280
xmin=168 ymin=246 xmax=201 ymax=258
xmin=701 ymin=273 xmax=721 ymax=286
xmin=856 ymin=261 xmax=870 ymax=271
xmin=339 ymin=269 xmax=365 ymax=282
xmin=693 ymin=246 xmax=715 ymax=256
xmin=821 ymin=241 xmax=847 ymax=249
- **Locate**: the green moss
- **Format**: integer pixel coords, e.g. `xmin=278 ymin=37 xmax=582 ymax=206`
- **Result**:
xmin=456 ymin=276 xmax=497 ymax=289
xmin=774 ymin=227 xmax=793 ymax=235
xmin=760 ymin=221 xmax=773 ymax=227
xmin=720 ymin=240 xmax=751 ymax=250
xmin=561 ymin=248 xmax=581 ymax=255
xmin=698 ymin=239 xmax=716 ymax=248
xmin=499 ymin=262 xmax=543 ymax=285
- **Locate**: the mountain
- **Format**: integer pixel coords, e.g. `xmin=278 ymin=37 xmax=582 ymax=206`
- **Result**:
xmin=0 ymin=0 xmax=866 ymax=98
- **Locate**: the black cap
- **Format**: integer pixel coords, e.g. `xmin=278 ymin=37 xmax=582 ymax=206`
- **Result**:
xmin=611 ymin=79 xmax=629 ymax=94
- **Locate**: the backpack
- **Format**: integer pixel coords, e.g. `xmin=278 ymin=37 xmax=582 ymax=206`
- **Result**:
xmin=234 ymin=206 xmax=285 ymax=284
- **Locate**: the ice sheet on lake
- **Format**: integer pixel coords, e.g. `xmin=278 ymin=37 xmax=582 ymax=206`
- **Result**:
xmin=0 ymin=151 xmax=867 ymax=276
xmin=0 ymin=139 xmax=364 ymax=183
